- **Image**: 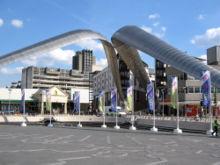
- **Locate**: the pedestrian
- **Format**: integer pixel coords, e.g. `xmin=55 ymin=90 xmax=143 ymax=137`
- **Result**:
xmin=212 ymin=117 xmax=219 ymax=137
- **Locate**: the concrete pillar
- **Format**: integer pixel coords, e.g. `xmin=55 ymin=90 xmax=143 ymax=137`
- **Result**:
xmin=41 ymin=94 xmax=44 ymax=115
xmin=64 ymin=102 xmax=67 ymax=114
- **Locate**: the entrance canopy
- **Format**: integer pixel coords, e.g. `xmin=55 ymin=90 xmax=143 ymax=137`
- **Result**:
xmin=33 ymin=86 xmax=68 ymax=114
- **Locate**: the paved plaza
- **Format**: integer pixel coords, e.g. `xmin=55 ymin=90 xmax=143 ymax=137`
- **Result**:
xmin=0 ymin=125 xmax=219 ymax=165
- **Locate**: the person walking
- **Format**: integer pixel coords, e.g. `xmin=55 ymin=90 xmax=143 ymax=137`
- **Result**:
xmin=212 ymin=117 xmax=219 ymax=137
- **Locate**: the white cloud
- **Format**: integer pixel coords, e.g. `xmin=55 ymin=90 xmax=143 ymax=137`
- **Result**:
xmin=148 ymin=13 xmax=160 ymax=19
xmin=191 ymin=27 xmax=220 ymax=47
xmin=22 ymin=57 xmax=37 ymax=66
xmin=153 ymin=22 xmax=160 ymax=27
xmin=154 ymin=32 xmax=165 ymax=38
xmin=0 ymin=18 xmax=3 ymax=27
xmin=21 ymin=48 xmax=75 ymax=67
xmin=198 ymin=54 xmax=207 ymax=64
xmin=96 ymin=58 xmax=107 ymax=67
xmin=199 ymin=54 xmax=207 ymax=60
xmin=11 ymin=19 xmax=23 ymax=28
xmin=141 ymin=25 xmax=152 ymax=33
xmin=75 ymin=39 xmax=103 ymax=51
xmin=141 ymin=25 xmax=165 ymax=38
xmin=0 ymin=67 xmax=23 ymax=75
xmin=47 ymin=49 xmax=75 ymax=65
xmin=161 ymin=26 xmax=167 ymax=32
xmin=198 ymin=14 xmax=204 ymax=20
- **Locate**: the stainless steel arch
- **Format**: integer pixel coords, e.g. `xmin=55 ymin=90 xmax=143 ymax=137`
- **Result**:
xmin=0 ymin=30 xmax=124 ymax=101
xmin=112 ymin=38 xmax=150 ymax=88
xmin=112 ymin=25 xmax=220 ymax=88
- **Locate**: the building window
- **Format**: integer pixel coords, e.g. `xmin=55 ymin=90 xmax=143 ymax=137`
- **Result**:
xmin=188 ymin=87 xmax=194 ymax=93
xmin=195 ymin=87 xmax=200 ymax=93
xmin=211 ymin=87 xmax=215 ymax=93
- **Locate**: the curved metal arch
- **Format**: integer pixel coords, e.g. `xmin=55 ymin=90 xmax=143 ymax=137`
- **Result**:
xmin=112 ymin=38 xmax=150 ymax=88
xmin=112 ymin=25 xmax=220 ymax=88
xmin=0 ymin=30 xmax=124 ymax=101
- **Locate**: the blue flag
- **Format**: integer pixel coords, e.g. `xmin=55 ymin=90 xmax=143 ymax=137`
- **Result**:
xmin=201 ymin=70 xmax=211 ymax=107
xmin=111 ymin=88 xmax=117 ymax=112
xmin=21 ymin=88 xmax=25 ymax=112
xmin=147 ymin=82 xmax=154 ymax=111
xmin=73 ymin=91 xmax=80 ymax=111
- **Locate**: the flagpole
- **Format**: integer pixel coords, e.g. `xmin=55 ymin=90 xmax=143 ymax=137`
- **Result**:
xmin=77 ymin=101 xmax=82 ymax=127
xmin=173 ymin=77 xmax=182 ymax=134
xmin=21 ymin=88 xmax=27 ymax=127
xmin=114 ymin=88 xmax=120 ymax=129
xmin=150 ymin=82 xmax=158 ymax=132
xmin=77 ymin=92 xmax=82 ymax=128
xmin=48 ymin=99 xmax=53 ymax=127
xmin=207 ymin=76 xmax=213 ymax=135
xmin=102 ymin=91 xmax=107 ymax=128
xmin=130 ymin=86 xmax=136 ymax=130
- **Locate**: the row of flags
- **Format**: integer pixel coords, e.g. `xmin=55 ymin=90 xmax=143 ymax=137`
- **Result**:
xmin=170 ymin=70 xmax=211 ymax=109
xmin=97 ymin=70 xmax=211 ymax=112
xmin=19 ymin=70 xmax=211 ymax=112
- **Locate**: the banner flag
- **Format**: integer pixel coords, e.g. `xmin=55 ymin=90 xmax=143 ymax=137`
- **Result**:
xmin=111 ymin=88 xmax=117 ymax=112
xmin=21 ymin=88 xmax=25 ymax=112
xmin=98 ymin=91 xmax=104 ymax=112
xmin=74 ymin=91 xmax=80 ymax=111
xmin=126 ymin=86 xmax=133 ymax=113
xmin=201 ymin=70 xmax=211 ymax=107
xmin=171 ymin=77 xmax=178 ymax=109
xmin=46 ymin=90 xmax=51 ymax=112
xmin=147 ymin=82 xmax=154 ymax=111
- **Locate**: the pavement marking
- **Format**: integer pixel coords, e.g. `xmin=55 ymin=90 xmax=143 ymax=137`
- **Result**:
xmin=146 ymin=157 xmax=168 ymax=165
xmin=45 ymin=135 xmax=74 ymax=143
xmin=79 ymin=135 xmax=91 ymax=142
xmin=106 ymin=136 xmax=111 ymax=145
xmin=211 ymin=154 xmax=220 ymax=158
xmin=0 ymin=146 xmax=112 ymax=154
xmin=164 ymin=141 xmax=176 ymax=145
xmin=192 ymin=139 xmax=202 ymax=143
xmin=127 ymin=136 xmax=142 ymax=145
xmin=48 ymin=156 xmax=91 ymax=165
xmin=35 ymin=135 xmax=54 ymax=139
xmin=196 ymin=150 xmax=203 ymax=154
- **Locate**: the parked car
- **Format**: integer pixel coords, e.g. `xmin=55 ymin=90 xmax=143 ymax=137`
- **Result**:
xmin=97 ymin=106 xmax=126 ymax=117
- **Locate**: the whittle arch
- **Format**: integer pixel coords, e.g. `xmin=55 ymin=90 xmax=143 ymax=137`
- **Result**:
xmin=1 ymin=25 xmax=220 ymax=102
xmin=0 ymin=30 xmax=125 ymax=101
xmin=112 ymin=25 xmax=220 ymax=88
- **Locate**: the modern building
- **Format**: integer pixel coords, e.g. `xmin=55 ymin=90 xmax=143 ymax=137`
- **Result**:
xmin=93 ymin=57 xmax=155 ymax=111
xmin=21 ymin=49 xmax=102 ymax=112
xmin=22 ymin=49 xmax=102 ymax=94
xmin=155 ymin=46 xmax=220 ymax=116
xmin=72 ymin=50 xmax=96 ymax=73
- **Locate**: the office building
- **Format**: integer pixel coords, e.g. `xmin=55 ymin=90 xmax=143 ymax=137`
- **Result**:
xmin=93 ymin=57 xmax=154 ymax=111
xmin=156 ymin=46 xmax=220 ymax=116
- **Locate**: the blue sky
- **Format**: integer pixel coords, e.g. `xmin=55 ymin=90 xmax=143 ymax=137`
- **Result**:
xmin=0 ymin=0 xmax=220 ymax=87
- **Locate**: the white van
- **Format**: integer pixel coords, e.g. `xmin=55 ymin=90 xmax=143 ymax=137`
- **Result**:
xmin=104 ymin=106 xmax=126 ymax=116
